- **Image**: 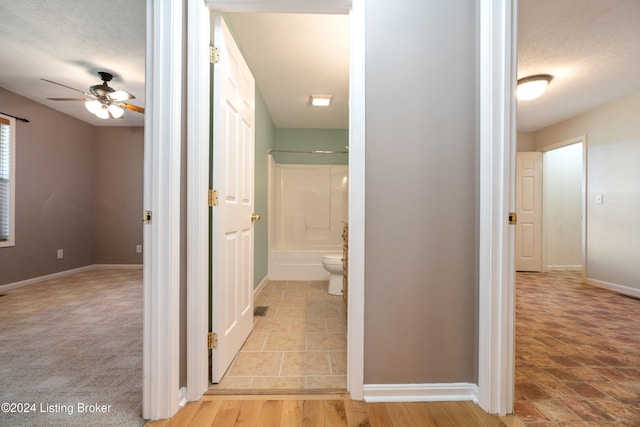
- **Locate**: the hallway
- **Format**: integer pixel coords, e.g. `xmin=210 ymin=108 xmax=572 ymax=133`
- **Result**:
xmin=515 ymin=271 xmax=640 ymax=424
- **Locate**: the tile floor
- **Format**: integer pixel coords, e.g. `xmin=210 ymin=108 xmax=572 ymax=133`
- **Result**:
xmin=209 ymin=280 xmax=347 ymax=391
xmin=515 ymin=270 xmax=640 ymax=426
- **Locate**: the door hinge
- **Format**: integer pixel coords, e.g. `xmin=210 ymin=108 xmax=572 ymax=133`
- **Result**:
xmin=208 ymin=332 xmax=218 ymax=350
xmin=509 ymin=212 xmax=517 ymax=225
xmin=143 ymin=210 xmax=152 ymax=224
xmin=208 ymin=189 xmax=218 ymax=207
xmin=209 ymin=46 xmax=219 ymax=64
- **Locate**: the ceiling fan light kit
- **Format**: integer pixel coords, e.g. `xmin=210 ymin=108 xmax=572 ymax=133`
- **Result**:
xmin=43 ymin=71 xmax=144 ymax=119
xmin=517 ymin=74 xmax=553 ymax=101
xmin=95 ymin=105 xmax=110 ymax=119
xmin=108 ymin=104 xmax=125 ymax=119
xmin=85 ymin=99 xmax=102 ymax=114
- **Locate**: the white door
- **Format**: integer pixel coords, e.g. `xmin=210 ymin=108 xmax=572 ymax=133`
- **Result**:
xmin=211 ymin=16 xmax=256 ymax=383
xmin=515 ymin=152 xmax=542 ymax=271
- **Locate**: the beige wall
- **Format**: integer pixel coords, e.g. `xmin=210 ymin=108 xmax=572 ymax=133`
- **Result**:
xmin=93 ymin=127 xmax=144 ymax=264
xmin=0 ymin=87 xmax=95 ymax=285
xmin=0 ymin=87 xmax=144 ymax=286
xmin=364 ymin=0 xmax=478 ymax=384
xmin=517 ymin=131 xmax=535 ymax=152
xmin=533 ymin=91 xmax=640 ymax=290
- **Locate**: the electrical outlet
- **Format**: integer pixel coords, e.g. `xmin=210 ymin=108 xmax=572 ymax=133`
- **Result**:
xmin=136 ymin=245 xmax=143 ymax=254
xmin=57 ymin=249 xmax=64 ymax=259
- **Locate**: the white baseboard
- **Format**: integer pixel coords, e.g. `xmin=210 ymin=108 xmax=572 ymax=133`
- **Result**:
xmin=0 ymin=265 xmax=95 ymax=292
xmin=585 ymin=277 xmax=640 ymax=299
xmin=363 ymin=383 xmax=479 ymax=403
xmin=178 ymin=387 xmax=187 ymax=408
xmin=254 ymin=275 xmax=269 ymax=299
xmin=93 ymin=264 xmax=144 ymax=270
xmin=0 ymin=264 xmax=143 ymax=293
xmin=545 ymin=265 xmax=582 ymax=271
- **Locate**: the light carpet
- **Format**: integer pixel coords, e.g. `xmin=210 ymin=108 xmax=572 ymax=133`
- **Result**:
xmin=0 ymin=268 xmax=144 ymax=427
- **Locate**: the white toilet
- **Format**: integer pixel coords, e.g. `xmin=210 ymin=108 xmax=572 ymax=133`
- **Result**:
xmin=322 ymin=254 xmax=344 ymax=295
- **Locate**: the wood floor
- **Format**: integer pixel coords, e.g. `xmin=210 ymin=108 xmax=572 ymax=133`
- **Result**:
xmin=145 ymin=394 xmax=520 ymax=427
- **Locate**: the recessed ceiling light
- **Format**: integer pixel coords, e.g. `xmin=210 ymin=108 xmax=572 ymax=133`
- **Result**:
xmin=311 ymin=95 xmax=332 ymax=107
xmin=517 ymin=74 xmax=553 ymax=101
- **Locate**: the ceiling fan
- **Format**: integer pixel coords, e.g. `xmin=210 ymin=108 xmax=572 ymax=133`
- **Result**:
xmin=42 ymin=71 xmax=144 ymax=119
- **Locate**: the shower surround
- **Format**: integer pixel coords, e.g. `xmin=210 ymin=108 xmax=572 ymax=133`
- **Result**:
xmin=269 ymin=161 xmax=348 ymax=280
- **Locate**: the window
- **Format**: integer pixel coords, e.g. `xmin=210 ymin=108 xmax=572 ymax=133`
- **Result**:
xmin=0 ymin=114 xmax=15 ymax=247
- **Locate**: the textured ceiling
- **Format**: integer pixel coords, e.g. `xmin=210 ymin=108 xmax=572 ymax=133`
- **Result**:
xmin=0 ymin=1 xmax=639 ymax=131
xmin=0 ymin=0 xmax=146 ymax=126
xmin=226 ymin=13 xmax=350 ymax=129
xmin=517 ymin=0 xmax=640 ymax=131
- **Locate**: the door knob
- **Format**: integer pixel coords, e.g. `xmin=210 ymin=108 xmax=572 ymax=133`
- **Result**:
xmin=251 ymin=213 xmax=261 ymax=222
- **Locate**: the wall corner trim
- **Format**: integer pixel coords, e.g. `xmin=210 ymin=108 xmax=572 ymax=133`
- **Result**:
xmin=363 ymin=383 xmax=479 ymax=403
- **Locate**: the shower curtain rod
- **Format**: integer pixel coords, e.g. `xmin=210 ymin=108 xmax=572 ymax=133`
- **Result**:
xmin=268 ymin=149 xmax=348 ymax=155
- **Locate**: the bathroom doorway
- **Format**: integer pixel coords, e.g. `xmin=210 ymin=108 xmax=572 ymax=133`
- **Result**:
xmin=208 ymin=11 xmax=351 ymax=393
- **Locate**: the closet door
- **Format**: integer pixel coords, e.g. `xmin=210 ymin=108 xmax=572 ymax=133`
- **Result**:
xmin=515 ymin=152 xmax=542 ymax=272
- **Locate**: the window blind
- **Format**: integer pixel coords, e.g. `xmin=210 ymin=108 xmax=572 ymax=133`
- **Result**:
xmin=0 ymin=116 xmax=10 ymax=241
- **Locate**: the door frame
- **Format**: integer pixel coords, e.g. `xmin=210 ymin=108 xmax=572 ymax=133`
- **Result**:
xmin=185 ymin=0 xmax=211 ymax=402
xmin=143 ymin=0 xmax=184 ymax=420
xmin=538 ymin=136 xmax=588 ymax=278
xmin=477 ymin=0 xmax=517 ymax=415
xmin=145 ymin=0 xmax=518 ymax=420
xmin=195 ymin=0 xmax=366 ymax=401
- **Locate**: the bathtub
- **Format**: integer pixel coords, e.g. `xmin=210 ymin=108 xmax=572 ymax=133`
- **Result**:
xmin=268 ymin=249 xmax=342 ymax=281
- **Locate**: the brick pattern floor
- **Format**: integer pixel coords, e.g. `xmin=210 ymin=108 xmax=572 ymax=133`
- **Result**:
xmin=515 ymin=271 xmax=640 ymax=426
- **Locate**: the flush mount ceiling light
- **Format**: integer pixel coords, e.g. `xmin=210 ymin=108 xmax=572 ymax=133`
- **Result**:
xmin=311 ymin=95 xmax=332 ymax=107
xmin=517 ymin=74 xmax=553 ymax=101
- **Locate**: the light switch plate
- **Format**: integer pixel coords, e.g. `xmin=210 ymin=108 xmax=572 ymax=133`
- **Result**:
xmin=595 ymin=194 xmax=603 ymax=205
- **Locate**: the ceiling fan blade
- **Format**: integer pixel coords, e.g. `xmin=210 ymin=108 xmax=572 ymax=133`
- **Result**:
xmin=47 ymin=97 xmax=92 ymax=101
xmin=118 ymin=102 xmax=145 ymax=114
xmin=41 ymin=78 xmax=92 ymax=97
xmin=110 ymin=90 xmax=135 ymax=101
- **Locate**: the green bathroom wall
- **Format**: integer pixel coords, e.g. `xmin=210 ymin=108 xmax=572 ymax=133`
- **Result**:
xmin=273 ymin=128 xmax=348 ymax=165
xmin=254 ymin=88 xmax=275 ymax=288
